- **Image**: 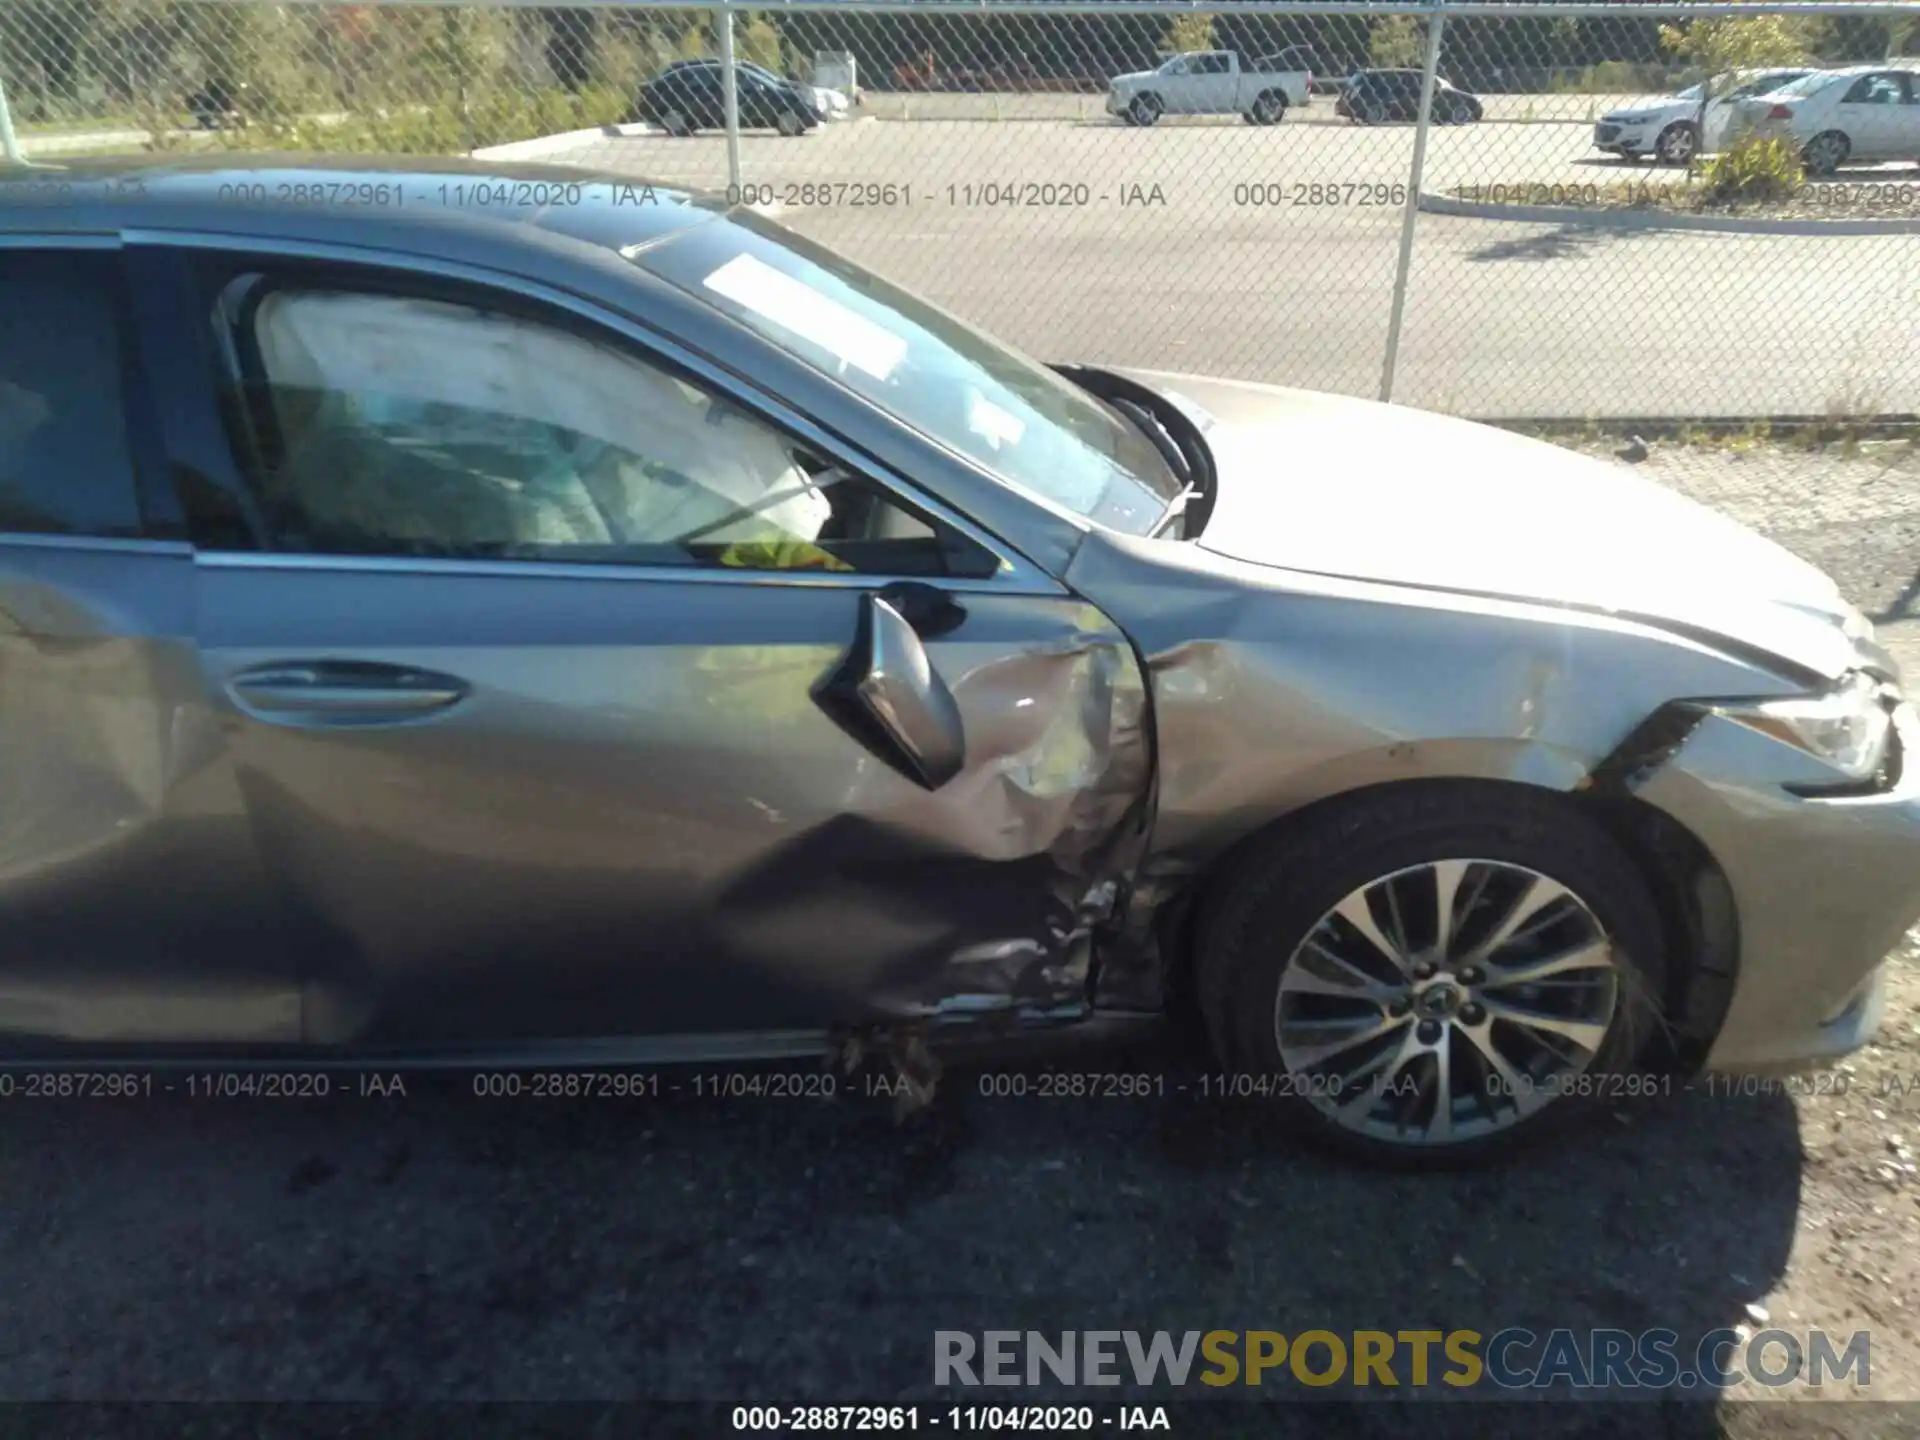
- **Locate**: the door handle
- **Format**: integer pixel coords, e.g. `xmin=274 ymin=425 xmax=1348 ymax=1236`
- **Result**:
xmin=814 ymin=592 xmax=967 ymax=790
xmin=226 ymin=663 xmax=468 ymax=725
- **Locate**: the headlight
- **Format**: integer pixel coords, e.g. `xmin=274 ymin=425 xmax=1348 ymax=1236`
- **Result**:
xmin=1717 ymin=671 xmax=1893 ymax=782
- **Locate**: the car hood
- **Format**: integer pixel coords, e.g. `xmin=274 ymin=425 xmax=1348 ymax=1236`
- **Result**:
xmin=1114 ymin=370 xmax=1875 ymax=682
xmin=1109 ymin=70 xmax=1158 ymax=88
xmin=1602 ymin=98 xmax=1690 ymax=122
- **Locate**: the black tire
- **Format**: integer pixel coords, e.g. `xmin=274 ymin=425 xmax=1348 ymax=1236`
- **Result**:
xmin=1654 ymin=121 xmax=1698 ymax=166
xmin=1803 ymin=130 xmax=1849 ymax=176
xmin=1194 ymin=782 xmax=1670 ymax=1169
xmin=658 ymin=108 xmax=694 ymax=138
xmin=1249 ymin=90 xmax=1287 ymax=126
xmin=1129 ymin=92 xmax=1163 ymax=127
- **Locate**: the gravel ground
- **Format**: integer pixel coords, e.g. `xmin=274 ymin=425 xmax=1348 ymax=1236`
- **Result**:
xmin=1 ymin=441 xmax=1918 ymax=1438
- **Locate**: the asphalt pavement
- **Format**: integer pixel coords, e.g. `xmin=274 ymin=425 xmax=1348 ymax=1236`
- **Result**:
xmin=529 ymin=113 xmax=1920 ymax=419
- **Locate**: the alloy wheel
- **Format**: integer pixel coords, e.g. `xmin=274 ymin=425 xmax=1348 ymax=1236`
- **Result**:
xmin=1804 ymin=133 xmax=1847 ymax=175
xmin=1657 ymin=124 xmax=1697 ymax=165
xmin=1274 ymin=858 xmax=1621 ymax=1147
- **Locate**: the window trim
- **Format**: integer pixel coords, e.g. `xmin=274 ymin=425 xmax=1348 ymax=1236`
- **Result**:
xmin=125 ymin=230 xmax=1062 ymax=595
xmin=0 ymin=241 xmax=178 ymax=545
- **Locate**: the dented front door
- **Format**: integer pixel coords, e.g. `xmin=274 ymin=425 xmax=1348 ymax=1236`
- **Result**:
xmin=196 ymin=562 xmax=1150 ymax=1046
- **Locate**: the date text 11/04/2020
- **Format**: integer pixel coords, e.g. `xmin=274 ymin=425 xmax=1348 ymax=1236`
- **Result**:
xmin=0 ymin=1067 xmax=1864 ymax=1103
xmin=731 ymin=1406 xmax=1169 ymax=1431
xmin=972 ymin=1071 xmax=1849 ymax=1101
xmin=722 ymin=181 xmax=1410 ymax=209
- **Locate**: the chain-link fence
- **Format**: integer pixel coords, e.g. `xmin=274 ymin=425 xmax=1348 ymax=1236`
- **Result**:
xmin=5 ymin=0 xmax=1920 ymax=418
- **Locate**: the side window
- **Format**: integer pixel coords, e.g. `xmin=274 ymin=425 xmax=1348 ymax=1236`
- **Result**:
xmin=1197 ymin=54 xmax=1232 ymax=75
xmin=221 ymin=285 xmax=992 ymax=578
xmin=0 ymin=252 xmax=144 ymax=539
xmin=1845 ymin=74 xmax=1902 ymax=105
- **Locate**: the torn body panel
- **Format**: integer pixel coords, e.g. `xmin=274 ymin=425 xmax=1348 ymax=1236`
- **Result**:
xmin=1625 ymin=701 xmax=1920 ymax=1071
xmin=191 ymin=561 xmax=1151 ymax=1047
xmin=0 ymin=542 xmax=299 ymax=1043
xmin=1064 ymin=529 xmax=1812 ymax=1012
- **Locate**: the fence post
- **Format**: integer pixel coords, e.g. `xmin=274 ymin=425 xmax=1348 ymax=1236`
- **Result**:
xmin=1379 ymin=2 xmax=1447 ymax=405
xmin=0 ymin=70 xmax=23 ymax=167
xmin=718 ymin=0 xmax=742 ymax=195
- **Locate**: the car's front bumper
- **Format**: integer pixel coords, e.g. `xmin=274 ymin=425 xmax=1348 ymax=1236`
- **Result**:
xmin=1595 ymin=121 xmax=1657 ymax=154
xmin=1634 ymin=699 xmax=1920 ymax=1072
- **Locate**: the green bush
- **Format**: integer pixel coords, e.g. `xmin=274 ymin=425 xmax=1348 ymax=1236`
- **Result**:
xmin=1699 ymin=134 xmax=1805 ymax=205
xmin=1161 ymin=13 xmax=1215 ymax=54
xmin=1368 ymin=16 xmax=1423 ymax=68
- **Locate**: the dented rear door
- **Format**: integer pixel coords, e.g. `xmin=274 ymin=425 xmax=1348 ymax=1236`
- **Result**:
xmin=0 ymin=246 xmax=299 ymax=1046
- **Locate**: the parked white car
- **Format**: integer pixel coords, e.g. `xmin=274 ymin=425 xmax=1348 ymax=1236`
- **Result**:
xmin=1592 ymin=67 xmax=1818 ymax=165
xmin=1106 ymin=48 xmax=1312 ymax=126
xmin=810 ymin=84 xmax=852 ymax=120
xmin=1732 ymin=65 xmax=1920 ymax=173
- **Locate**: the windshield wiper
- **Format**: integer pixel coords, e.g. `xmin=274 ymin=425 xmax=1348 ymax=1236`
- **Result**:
xmin=1105 ymin=395 xmax=1190 ymax=490
xmin=1149 ymin=483 xmax=1202 ymax=539
xmin=1052 ymin=364 xmax=1215 ymax=539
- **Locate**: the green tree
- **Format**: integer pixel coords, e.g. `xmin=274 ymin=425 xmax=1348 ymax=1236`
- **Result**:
xmin=674 ymin=17 xmax=711 ymax=62
xmin=1369 ymin=15 xmax=1423 ymax=69
xmin=1657 ymin=11 xmax=1816 ymax=73
xmin=1162 ymin=13 xmax=1215 ymax=55
xmin=1658 ymin=7 xmax=1817 ymax=163
xmin=736 ymin=13 xmax=786 ymax=75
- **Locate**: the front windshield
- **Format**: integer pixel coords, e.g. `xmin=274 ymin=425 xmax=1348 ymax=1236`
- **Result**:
xmin=634 ymin=212 xmax=1183 ymax=533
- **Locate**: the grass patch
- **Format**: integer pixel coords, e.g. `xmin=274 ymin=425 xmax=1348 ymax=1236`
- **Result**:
xmin=1495 ymin=415 xmax=1920 ymax=457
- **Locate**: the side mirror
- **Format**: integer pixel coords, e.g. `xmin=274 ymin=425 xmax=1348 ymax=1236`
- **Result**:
xmin=814 ymin=590 xmax=967 ymax=790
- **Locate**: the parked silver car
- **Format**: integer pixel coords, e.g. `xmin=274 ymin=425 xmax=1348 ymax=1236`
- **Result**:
xmin=2 ymin=158 xmax=1915 ymax=1164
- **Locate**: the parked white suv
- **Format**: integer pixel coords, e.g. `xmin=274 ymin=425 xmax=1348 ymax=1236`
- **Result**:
xmin=1106 ymin=48 xmax=1312 ymax=126
xmin=1593 ymin=67 xmax=1817 ymax=165
xmin=1732 ymin=65 xmax=1920 ymax=173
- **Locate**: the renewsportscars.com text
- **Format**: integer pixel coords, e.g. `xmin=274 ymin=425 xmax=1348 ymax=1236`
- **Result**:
xmin=934 ymin=1328 xmax=1870 ymax=1390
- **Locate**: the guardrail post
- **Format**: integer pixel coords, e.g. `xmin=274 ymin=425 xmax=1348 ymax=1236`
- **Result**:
xmin=1379 ymin=1 xmax=1447 ymax=405
xmin=718 ymin=0 xmax=742 ymax=194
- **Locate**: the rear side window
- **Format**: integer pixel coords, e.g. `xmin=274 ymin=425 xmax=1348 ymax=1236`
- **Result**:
xmin=0 ymin=253 xmax=143 ymax=538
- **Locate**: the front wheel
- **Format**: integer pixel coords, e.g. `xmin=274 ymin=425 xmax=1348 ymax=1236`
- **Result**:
xmin=1654 ymin=121 xmax=1699 ymax=166
xmin=1802 ymin=130 xmax=1849 ymax=176
xmin=776 ymin=109 xmax=806 ymax=137
xmin=658 ymin=108 xmax=694 ymax=138
xmin=1128 ymin=92 xmax=1164 ymax=127
xmin=1194 ymin=783 xmax=1669 ymax=1167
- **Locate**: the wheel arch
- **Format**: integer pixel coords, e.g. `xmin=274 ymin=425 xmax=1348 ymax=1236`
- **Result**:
xmin=1136 ymin=771 xmax=1738 ymax=1074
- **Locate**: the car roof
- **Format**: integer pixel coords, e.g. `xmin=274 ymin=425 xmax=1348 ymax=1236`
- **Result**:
xmin=0 ymin=154 xmax=727 ymax=256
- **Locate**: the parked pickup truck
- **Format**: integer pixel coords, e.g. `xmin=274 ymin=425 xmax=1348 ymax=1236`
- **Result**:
xmin=1107 ymin=48 xmax=1313 ymax=126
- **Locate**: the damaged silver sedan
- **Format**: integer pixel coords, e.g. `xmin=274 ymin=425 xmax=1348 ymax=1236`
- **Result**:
xmin=3 ymin=158 xmax=1916 ymax=1163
